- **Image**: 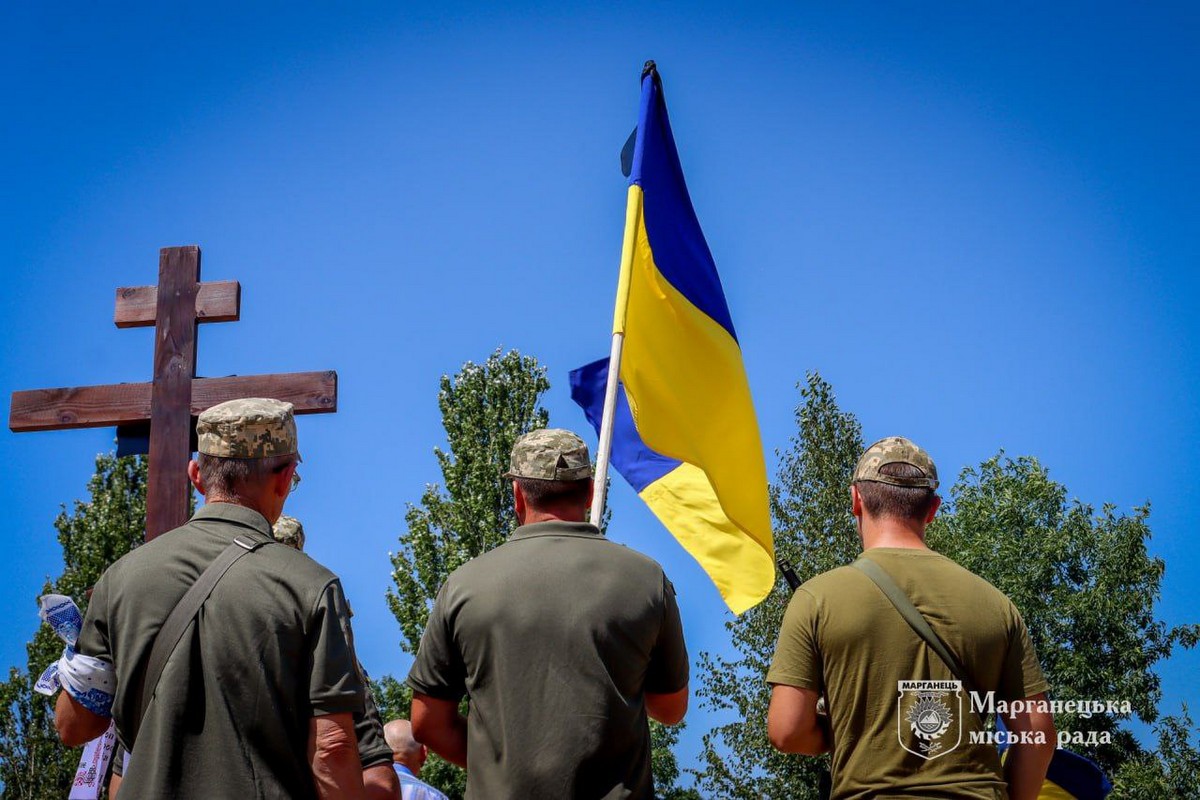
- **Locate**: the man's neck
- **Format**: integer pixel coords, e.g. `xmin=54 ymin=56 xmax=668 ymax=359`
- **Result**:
xmin=520 ymin=510 xmax=587 ymax=525
xmin=204 ymin=495 xmax=271 ymax=521
xmin=858 ymin=516 xmax=929 ymax=551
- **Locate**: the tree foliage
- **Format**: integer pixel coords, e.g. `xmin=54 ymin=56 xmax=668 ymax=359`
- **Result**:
xmin=1110 ymin=706 xmax=1200 ymax=798
xmin=927 ymin=455 xmax=1200 ymax=774
xmin=695 ymin=373 xmax=862 ymax=798
xmin=384 ymin=348 xmax=696 ymax=799
xmin=695 ymin=372 xmax=1198 ymax=798
xmin=0 ymin=453 xmax=148 ymax=799
xmin=387 ymin=349 xmax=551 ymax=656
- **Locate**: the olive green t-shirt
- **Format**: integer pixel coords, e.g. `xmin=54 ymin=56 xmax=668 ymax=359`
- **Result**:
xmin=407 ymin=521 xmax=690 ymax=800
xmin=356 ymin=665 xmax=394 ymax=769
xmin=77 ymin=502 xmax=365 ymax=800
xmin=768 ymin=548 xmax=1048 ymax=800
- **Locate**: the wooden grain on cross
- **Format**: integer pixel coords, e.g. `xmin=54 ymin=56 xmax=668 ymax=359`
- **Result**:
xmin=8 ymin=245 xmax=338 ymax=540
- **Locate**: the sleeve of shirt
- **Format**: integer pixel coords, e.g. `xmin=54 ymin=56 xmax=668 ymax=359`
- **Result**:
xmin=354 ymin=676 xmax=395 ymax=768
xmin=406 ymin=582 xmax=467 ymax=702
xmin=998 ymin=604 xmax=1050 ymax=701
xmin=645 ymin=575 xmax=690 ymax=694
xmin=75 ymin=574 xmax=112 ymax=664
xmin=766 ymin=588 xmax=823 ymax=691
xmin=307 ymin=579 xmax=366 ymax=717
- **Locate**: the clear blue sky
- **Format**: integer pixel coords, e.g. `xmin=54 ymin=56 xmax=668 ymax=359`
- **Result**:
xmin=2 ymin=0 xmax=1197 ymax=779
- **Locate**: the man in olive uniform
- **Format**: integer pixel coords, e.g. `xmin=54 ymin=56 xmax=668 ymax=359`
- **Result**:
xmin=408 ymin=428 xmax=690 ymax=799
xmin=767 ymin=436 xmax=1057 ymax=800
xmin=54 ymin=398 xmax=368 ymax=799
xmin=272 ymin=515 xmax=401 ymax=800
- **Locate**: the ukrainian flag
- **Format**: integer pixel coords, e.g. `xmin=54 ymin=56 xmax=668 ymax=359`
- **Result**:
xmin=996 ymin=719 xmax=1112 ymax=799
xmin=570 ymin=63 xmax=773 ymax=614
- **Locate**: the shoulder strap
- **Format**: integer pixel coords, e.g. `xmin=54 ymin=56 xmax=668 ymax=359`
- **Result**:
xmin=138 ymin=535 xmax=273 ymax=725
xmin=851 ymin=557 xmax=987 ymax=724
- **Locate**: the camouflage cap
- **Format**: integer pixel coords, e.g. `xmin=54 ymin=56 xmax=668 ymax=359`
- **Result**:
xmin=196 ymin=398 xmax=299 ymax=459
xmin=504 ymin=428 xmax=593 ymax=481
xmin=852 ymin=436 xmax=939 ymax=490
xmin=272 ymin=515 xmax=306 ymax=551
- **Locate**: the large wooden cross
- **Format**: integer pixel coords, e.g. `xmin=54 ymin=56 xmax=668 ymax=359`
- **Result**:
xmin=9 ymin=245 xmax=337 ymax=540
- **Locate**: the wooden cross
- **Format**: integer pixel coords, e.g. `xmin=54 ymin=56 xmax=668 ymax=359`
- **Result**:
xmin=8 ymin=245 xmax=337 ymax=540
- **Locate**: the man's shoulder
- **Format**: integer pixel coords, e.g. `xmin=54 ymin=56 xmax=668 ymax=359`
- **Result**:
xmin=797 ymin=563 xmax=862 ymax=600
xmin=258 ymin=541 xmax=339 ymax=583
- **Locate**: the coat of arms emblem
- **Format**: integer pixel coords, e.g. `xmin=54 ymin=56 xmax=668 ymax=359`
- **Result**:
xmin=897 ymin=680 xmax=963 ymax=759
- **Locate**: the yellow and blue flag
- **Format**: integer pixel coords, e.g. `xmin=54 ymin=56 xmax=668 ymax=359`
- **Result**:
xmin=570 ymin=64 xmax=773 ymax=614
xmin=996 ymin=719 xmax=1112 ymax=799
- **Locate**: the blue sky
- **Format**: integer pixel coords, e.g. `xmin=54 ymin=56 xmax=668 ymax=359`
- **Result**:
xmin=2 ymin=0 xmax=1197 ymax=778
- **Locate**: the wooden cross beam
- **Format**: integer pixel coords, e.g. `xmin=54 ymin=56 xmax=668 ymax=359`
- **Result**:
xmin=9 ymin=245 xmax=337 ymax=541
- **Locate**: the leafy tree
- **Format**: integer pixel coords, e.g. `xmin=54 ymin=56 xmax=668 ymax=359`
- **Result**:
xmin=384 ymin=348 xmax=696 ymax=799
xmin=1110 ymin=706 xmax=1200 ymax=798
xmin=927 ymin=455 xmax=1200 ymax=774
xmin=0 ymin=453 xmax=148 ymax=799
xmin=695 ymin=373 xmax=862 ymax=798
xmin=387 ymin=349 xmax=551 ymax=656
xmin=695 ymin=373 xmax=1198 ymax=797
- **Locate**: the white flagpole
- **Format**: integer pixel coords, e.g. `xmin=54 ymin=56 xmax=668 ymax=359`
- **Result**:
xmin=589 ymin=185 xmax=643 ymax=526
xmin=589 ymin=331 xmax=625 ymax=525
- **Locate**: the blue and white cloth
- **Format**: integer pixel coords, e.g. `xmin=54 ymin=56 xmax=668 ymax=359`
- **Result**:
xmin=34 ymin=594 xmax=116 ymax=718
xmin=394 ymin=764 xmax=449 ymax=800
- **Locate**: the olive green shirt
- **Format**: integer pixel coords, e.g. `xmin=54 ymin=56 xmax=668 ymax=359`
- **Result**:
xmin=768 ymin=548 xmax=1048 ymax=800
xmin=407 ymin=520 xmax=689 ymax=800
xmin=77 ymin=502 xmax=365 ymax=799
xmin=356 ymin=666 xmax=394 ymax=769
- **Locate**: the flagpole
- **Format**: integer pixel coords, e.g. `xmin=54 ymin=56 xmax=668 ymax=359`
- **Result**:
xmin=590 ymin=184 xmax=644 ymax=526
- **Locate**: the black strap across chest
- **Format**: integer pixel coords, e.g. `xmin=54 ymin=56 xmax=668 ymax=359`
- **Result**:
xmin=851 ymin=557 xmax=988 ymax=727
xmin=137 ymin=534 xmax=274 ymax=728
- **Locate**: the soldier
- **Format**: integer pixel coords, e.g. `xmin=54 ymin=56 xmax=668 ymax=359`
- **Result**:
xmin=408 ymin=428 xmax=690 ymax=799
xmin=272 ymin=515 xmax=401 ymax=800
xmin=54 ymin=398 xmax=368 ymax=799
xmin=767 ymin=436 xmax=1057 ymax=799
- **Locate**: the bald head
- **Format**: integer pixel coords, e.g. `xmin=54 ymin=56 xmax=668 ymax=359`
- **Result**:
xmin=384 ymin=719 xmax=426 ymax=773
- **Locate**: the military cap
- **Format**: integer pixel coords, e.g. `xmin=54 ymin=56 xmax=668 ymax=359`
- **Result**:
xmin=196 ymin=398 xmax=299 ymax=459
xmin=852 ymin=436 xmax=939 ymax=490
xmin=504 ymin=428 xmax=593 ymax=481
xmin=272 ymin=515 xmax=306 ymax=551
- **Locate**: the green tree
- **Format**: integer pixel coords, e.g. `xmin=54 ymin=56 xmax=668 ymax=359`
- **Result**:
xmin=384 ymin=348 xmax=695 ymax=799
xmin=387 ymin=349 xmax=551 ymax=656
xmin=383 ymin=349 xmax=550 ymax=798
xmin=695 ymin=373 xmax=1197 ymax=797
xmin=0 ymin=453 xmax=148 ymax=799
xmin=926 ymin=455 xmax=1200 ymax=774
xmin=695 ymin=373 xmax=863 ymax=798
xmin=1110 ymin=706 xmax=1200 ymax=798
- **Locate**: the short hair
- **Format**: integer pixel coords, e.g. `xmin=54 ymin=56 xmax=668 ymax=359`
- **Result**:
xmin=514 ymin=477 xmax=591 ymax=510
xmin=197 ymin=453 xmax=295 ymax=498
xmin=855 ymin=462 xmax=937 ymax=521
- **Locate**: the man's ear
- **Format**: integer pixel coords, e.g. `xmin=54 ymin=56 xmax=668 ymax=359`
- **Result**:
xmin=850 ymin=484 xmax=863 ymax=518
xmin=188 ymin=460 xmax=206 ymax=496
xmin=273 ymin=462 xmax=295 ymax=499
xmin=513 ymin=480 xmax=526 ymax=523
xmin=925 ymin=494 xmax=942 ymax=524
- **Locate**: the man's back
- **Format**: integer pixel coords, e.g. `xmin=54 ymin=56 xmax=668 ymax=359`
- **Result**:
xmin=770 ymin=548 xmax=1047 ymax=800
xmin=78 ymin=503 xmax=364 ymax=799
xmin=408 ymin=521 xmax=689 ymax=800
